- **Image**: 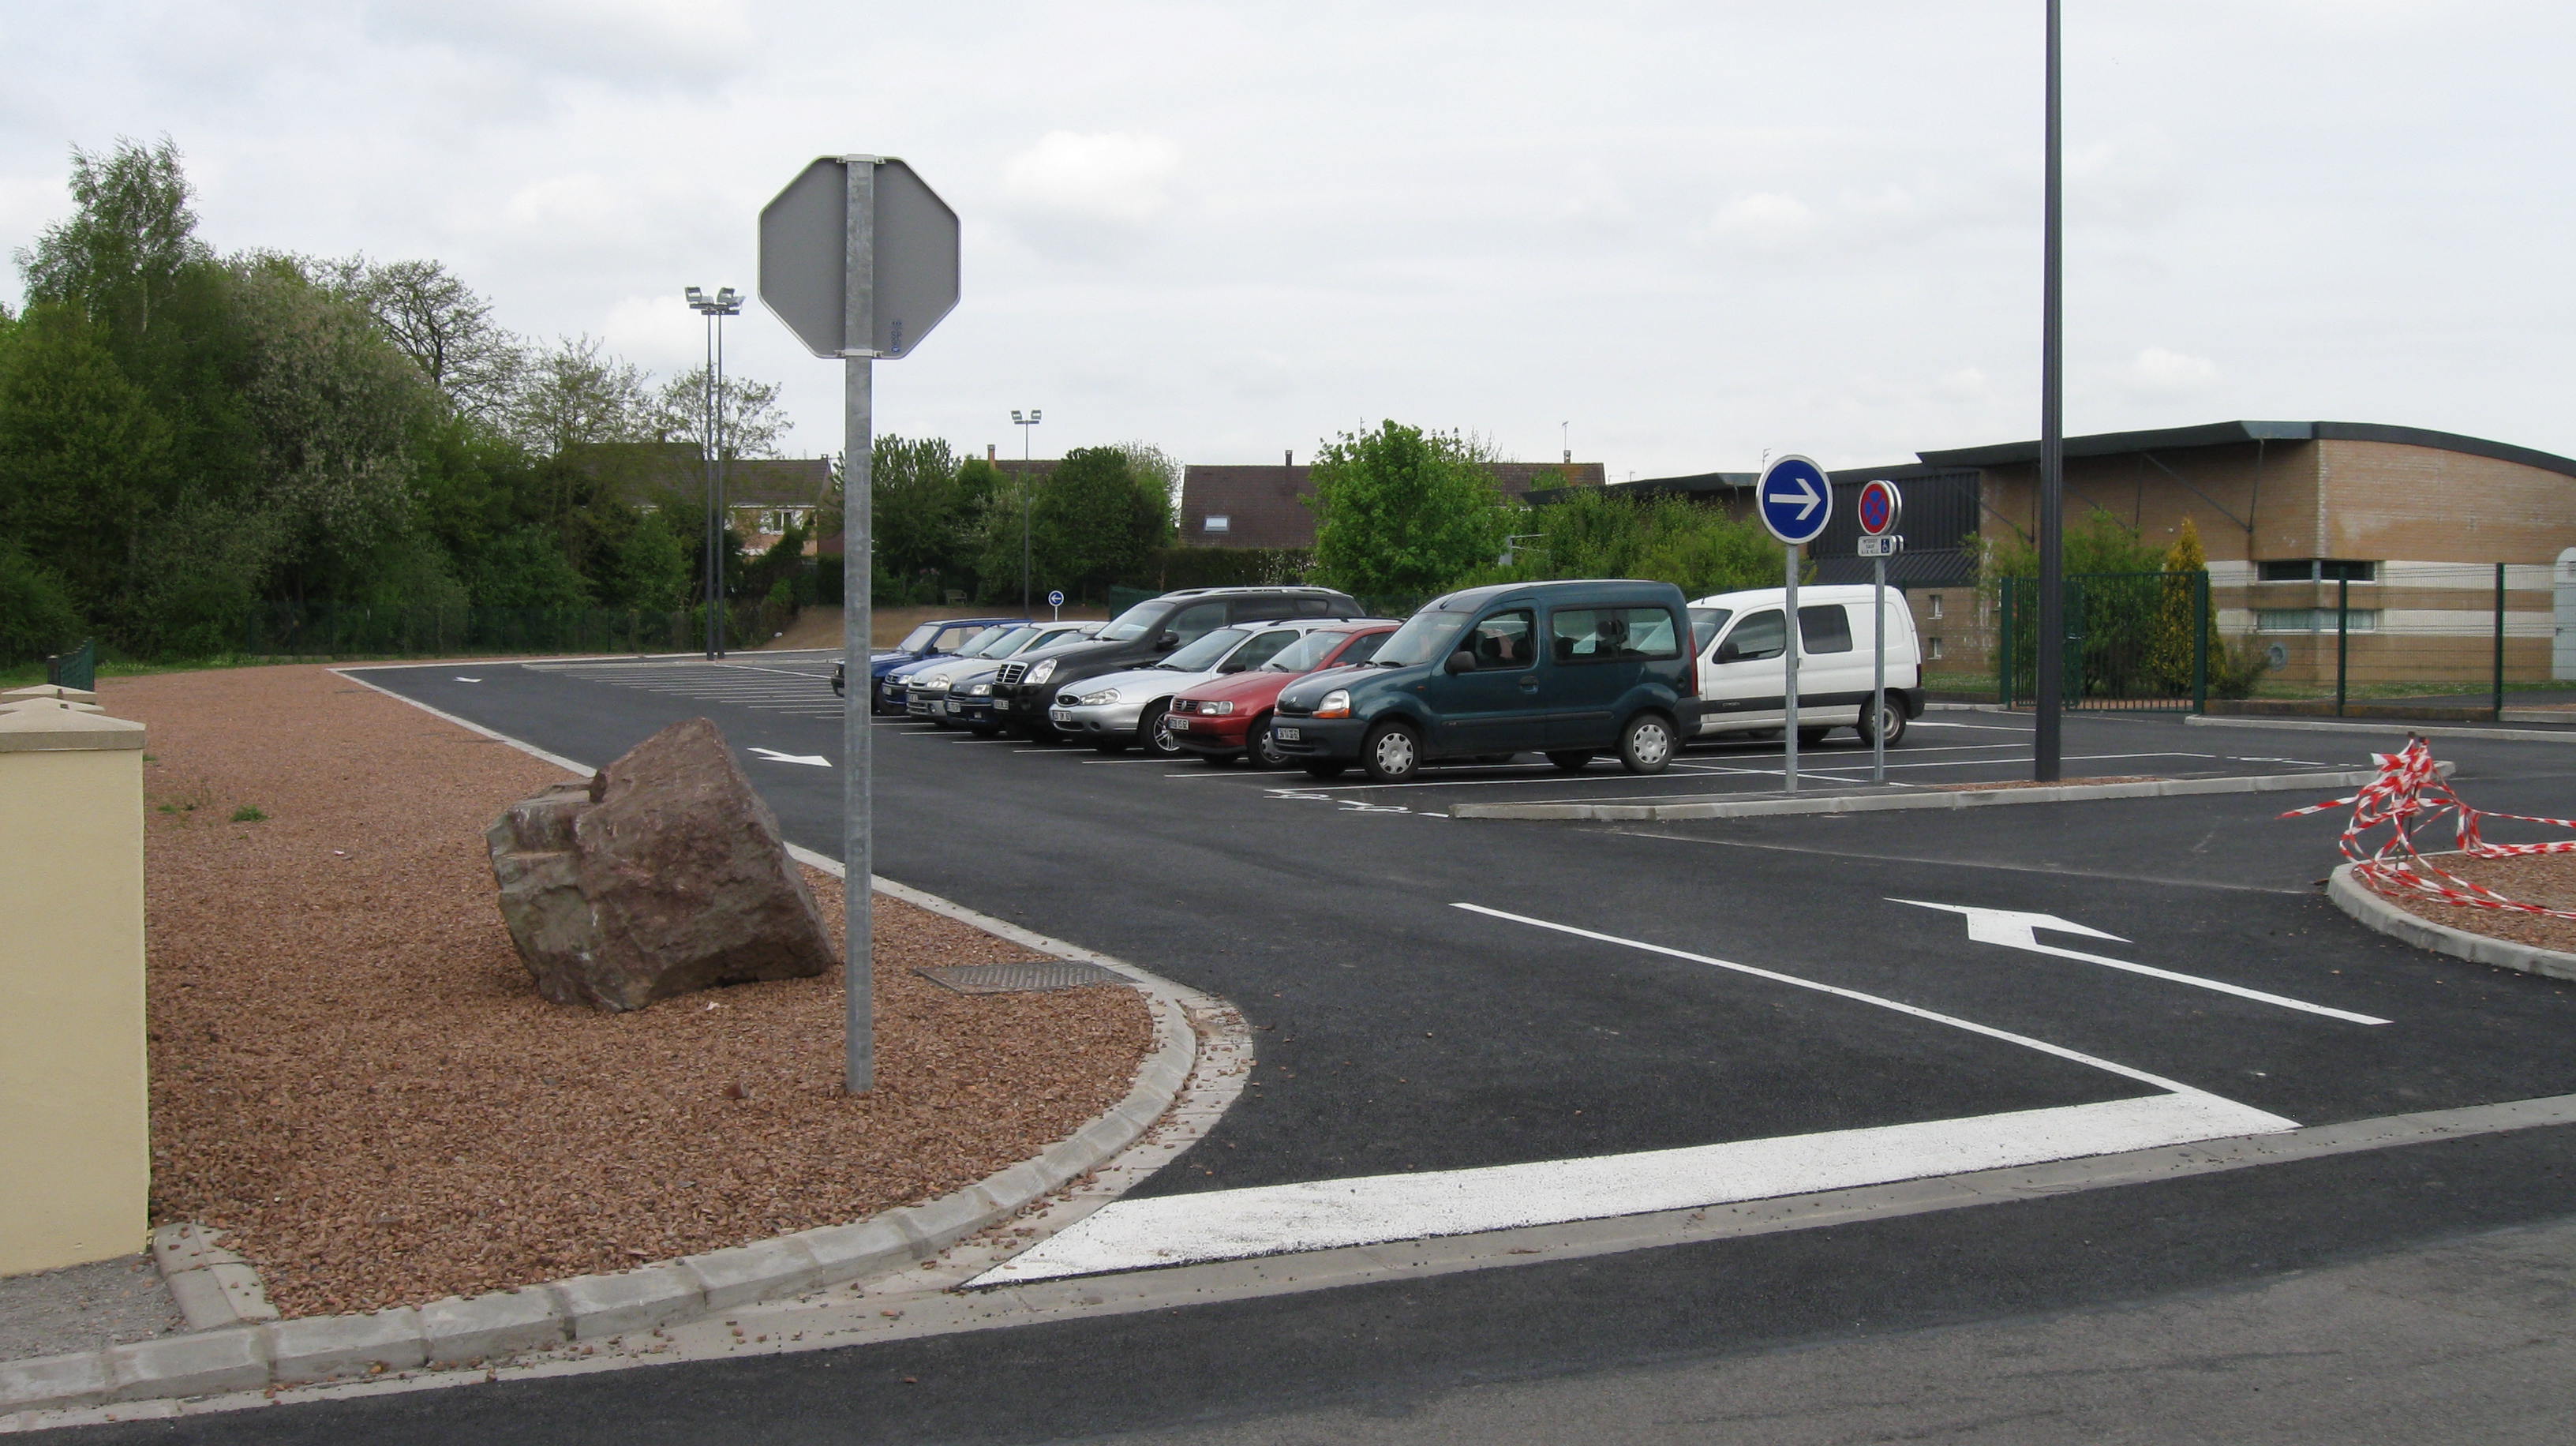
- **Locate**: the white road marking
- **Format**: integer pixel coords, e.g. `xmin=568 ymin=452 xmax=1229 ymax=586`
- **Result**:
xmin=747 ymin=747 xmax=833 ymax=767
xmin=453 ymin=676 xmax=481 ymax=682
xmin=1891 ymin=900 xmax=2391 ymax=1025
xmin=970 ymin=904 xmax=2295 ymax=1285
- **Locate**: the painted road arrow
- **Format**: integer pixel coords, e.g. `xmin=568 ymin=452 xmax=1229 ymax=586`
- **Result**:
xmin=748 ymin=747 xmax=833 ymax=767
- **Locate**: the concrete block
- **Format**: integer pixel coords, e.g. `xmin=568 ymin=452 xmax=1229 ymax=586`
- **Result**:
xmin=796 ymin=1219 xmax=913 ymax=1283
xmin=548 ymin=1264 xmax=703 ymax=1340
xmin=204 ymin=1263 xmax=278 ymax=1322
xmin=0 ymin=1350 xmax=110 ymax=1412
xmin=264 ymin=1306 xmax=427 ymax=1384
xmin=151 ymin=1222 xmax=225 ymax=1276
xmin=105 ymin=1327 xmax=270 ymax=1401
xmin=977 ymin=1161 xmax=1055 ymax=1214
xmin=896 ymin=1186 xmax=1003 ymax=1255
xmin=681 ymin=1238 xmax=826 ymax=1311
xmin=164 ymin=1269 xmax=238 ymax=1331
xmin=419 ymin=1290 xmax=567 ymax=1365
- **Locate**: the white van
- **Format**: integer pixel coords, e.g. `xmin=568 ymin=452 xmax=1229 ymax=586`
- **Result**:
xmin=1687 ymin=584 xmax=1923 ymax=746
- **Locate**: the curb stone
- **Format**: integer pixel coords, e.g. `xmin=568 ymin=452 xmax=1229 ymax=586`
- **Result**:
xmin=0 ymin=858 xmax=1239 ymax=1417
xmin=2327 ymin=863 xmax=2576 ymax=983
xmin=2184 ymin=714 xmax=2576 ymax=744
xmin=1453 ymin=766 xmax=2409 ymax=822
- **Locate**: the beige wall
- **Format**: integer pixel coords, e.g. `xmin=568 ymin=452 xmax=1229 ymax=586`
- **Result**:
xmin=0 ymin=701 xmax=149 ymax=1275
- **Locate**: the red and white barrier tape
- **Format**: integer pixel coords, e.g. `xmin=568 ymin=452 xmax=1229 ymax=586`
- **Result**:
xmin=2281 ymin=735 xmax=2576 ymax=918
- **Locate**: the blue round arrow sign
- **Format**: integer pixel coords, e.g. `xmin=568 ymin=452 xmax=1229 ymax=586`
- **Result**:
xmin=1756 ymin=455 xmax=1833 ymax=546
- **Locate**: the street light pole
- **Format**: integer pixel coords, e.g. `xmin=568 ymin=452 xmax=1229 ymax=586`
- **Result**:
xmin=1012 ymin=409 xmax=1042 ymax=613
xmin=686 ymin=285 xmax=743 ymax=658
xmin=2033 ymin=0 xmax=2066 ymax=781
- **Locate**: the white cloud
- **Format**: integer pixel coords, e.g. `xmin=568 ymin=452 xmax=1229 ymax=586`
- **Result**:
xmin=1698 ymin=192 xmax=1815 ymax=249
xmin=1002 ymin=131 xmax=1182 ymax=228
xmin=2127 ymin=347 xmax=2221 ymax=395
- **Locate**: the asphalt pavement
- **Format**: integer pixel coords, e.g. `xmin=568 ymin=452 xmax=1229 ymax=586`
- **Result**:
xmin=58 ymin=654 xmax=2576 ymax=1442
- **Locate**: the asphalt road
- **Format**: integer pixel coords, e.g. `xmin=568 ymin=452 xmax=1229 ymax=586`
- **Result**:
xmin=59 ymin=656 xmax=2576 ymax=1442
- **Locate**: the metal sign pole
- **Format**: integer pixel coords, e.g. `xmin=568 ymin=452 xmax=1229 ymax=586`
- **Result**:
xmin=1871 ymin=551 xmax=1887 ymax=786
xmin=2034 ymin=0 xmax=2066 ymax=781
xmin=1784 ymin=541 xmax=1800 ymax=794
xmin=841 ymin=160 xmax=878 ymax=1095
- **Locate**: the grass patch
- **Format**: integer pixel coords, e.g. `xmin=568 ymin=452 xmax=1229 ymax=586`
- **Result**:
xmin=230 ymin=805 xmax=268 ymax=823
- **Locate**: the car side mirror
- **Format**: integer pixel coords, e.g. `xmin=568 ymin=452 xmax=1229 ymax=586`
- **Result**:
xmin=1219 ymin=660 xmax=1246 ymax=673
xmin=1445 ymin=649 xmax=1477 ymax=674
xmin=1713 ymin=640 xmax=1740 ymax=664
xmin=1156 ymin=633 xmax=1180 ymax=651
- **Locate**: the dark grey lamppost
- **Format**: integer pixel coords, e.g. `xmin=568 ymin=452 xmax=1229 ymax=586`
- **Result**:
xmin=1012 ymin=408 xmax=1042 ymax=613
xmin=2033 ymin=1 xmax=2066 ymax=779
xmin=687 ymin=286 xmax=743 ymax=657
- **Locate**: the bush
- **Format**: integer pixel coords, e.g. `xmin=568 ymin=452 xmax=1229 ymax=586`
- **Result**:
xmin=0 ymin=540 xmax=84 ymax=665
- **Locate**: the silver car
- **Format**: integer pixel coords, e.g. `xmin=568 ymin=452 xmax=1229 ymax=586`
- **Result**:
xmin=1047 ymin=620 xmax=1350 ymax=755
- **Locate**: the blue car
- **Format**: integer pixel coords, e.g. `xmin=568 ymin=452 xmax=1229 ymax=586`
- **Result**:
xmin=830 ymin=617 xmax=1024 ymax=712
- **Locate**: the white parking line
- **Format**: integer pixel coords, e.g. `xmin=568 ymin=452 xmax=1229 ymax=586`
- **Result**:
xmin=969 ymin=904 xmax=2294 ymax=1285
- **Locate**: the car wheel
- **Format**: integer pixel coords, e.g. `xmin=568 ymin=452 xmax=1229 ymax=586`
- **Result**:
xmin=1545 ymin=750 xmax=1596 ymax=772
xmin=1140 ymin=700 xmax=1183 ymax=756
xmin=1301 ymin=760 xmax=1348 ymax=780
xmin=1619 ymin=714 xmax=1676 ymax=774
xmin=1093 ymin=737 xmax=1128 ymax=755
xmin=1856 ymin=692 xmax=1908 ymax=747
xmin=1797 ymin=725 xmax=1833 ymax=747
xmin=1252 ymin=714 xmax=1291 ymax=769
xmin=1362 ymin=721 xmax=1422 ymax=783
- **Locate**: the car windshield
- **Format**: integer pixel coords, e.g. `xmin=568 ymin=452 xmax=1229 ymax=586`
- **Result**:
xmin=1096 ymin=600 xmax=1168 ymax=642
xmin=1157 ymin=627 xmax=1252 ymax=672
xmin=1689 ymin=608 xmax=1733 ymax=654
xmin=897 ymin=624 xmax=939 ymax=652
xmin=952 ymin=626 xmax=1013 ymax=657
xmin=982 ymin=627 xmax=1040 ymax=656
xmin=1262 ymin=631 xmax=1349 ymax=672
xmin=1370 ymin=609 xmax=1472 ymax=667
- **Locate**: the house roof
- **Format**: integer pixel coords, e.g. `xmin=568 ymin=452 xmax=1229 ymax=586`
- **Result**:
xmin=722 ymin=457 xmax=833 ymax=509
xmin=1181 ymin=461 xmax=1608 ymax=549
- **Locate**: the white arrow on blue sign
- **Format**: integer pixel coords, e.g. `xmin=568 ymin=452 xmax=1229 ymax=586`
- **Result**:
xmin=1047 ymin=590 xmax=1065 ymax=608
xmin=1755 ymin=455 xmax=1833 ymax=546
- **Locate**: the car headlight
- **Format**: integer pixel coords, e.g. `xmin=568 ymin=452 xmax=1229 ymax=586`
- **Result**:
xmin=1315 ymin=689 xmax=1353 ymax=718
xmin=1028 ymin=659 xmax=1057 ymax=685
xmin=1202 ymin=700 xmax=1234 ymax=716
xmin=969 ymin=683 xmax=992 ymax=696
xmin=1076 ymin=687 xmax=1121 ymax=706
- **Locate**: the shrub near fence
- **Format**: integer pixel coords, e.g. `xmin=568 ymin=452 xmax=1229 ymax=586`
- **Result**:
xmin=241 ymin=600 xmax=801 ymax=658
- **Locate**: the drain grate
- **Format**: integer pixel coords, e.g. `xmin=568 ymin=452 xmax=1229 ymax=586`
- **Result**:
xmin=915 ymin=959 xmax=1125 ymax=995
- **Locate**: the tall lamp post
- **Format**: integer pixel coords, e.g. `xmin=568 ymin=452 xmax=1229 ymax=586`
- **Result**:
xmin=687 ymin=286 xmax=744 ymax=658
xmin=2033 ymin=0 xmax=2066 ymax=780
xmin=1011 ymin=408 xmax=1042 ymax=613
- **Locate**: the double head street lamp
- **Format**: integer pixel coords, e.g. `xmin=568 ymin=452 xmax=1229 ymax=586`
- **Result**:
xmin=1011 ymin=408 xmax=1042 ymax=613
xmin=686 ymin=285 xmax=743 ymax=658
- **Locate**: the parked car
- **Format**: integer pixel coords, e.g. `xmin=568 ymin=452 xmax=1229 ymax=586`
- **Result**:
xmin=1166 ymin=623 xmax=1398 ymax=766
xmin=1048 ymin=619 xmax=1365 ymax=755
xmin=1269 ymin=579 xmax=1700 ymax=782
xmin=904 ymin=621 xmax=1099 ymax=726
xmin=831 ymin=616 xmax=1023 ymax=710
xmin=1688 ymin=584 xmax=1921 ymax=747
xmin=891 ymin=621 xmax=1040 ymax=716
xmin=988 ymin=586 xmax=1363 ymax=740
xmin=943 ymin=624 xmax=1106 ymax=735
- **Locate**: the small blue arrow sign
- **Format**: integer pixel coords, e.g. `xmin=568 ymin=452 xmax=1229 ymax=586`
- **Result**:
xmin=1756 ymin=455 xmax=1833 ymax=546
xmin=1047 ymin=590 xmax=1065 ymax=608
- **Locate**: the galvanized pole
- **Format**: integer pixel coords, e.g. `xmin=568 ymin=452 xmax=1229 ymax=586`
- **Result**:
xmin=713 ymin=308 xmax=730 ymax=659
xmin=2033 ymin=0 xmax=2066 ymax=781
xmin=703 ymin=309 xmax=718 ymax=659
xmin=2335 ymin=575 xmax=2350 ymax=716
xmin=1871 ymin=553 xmax=1887 ymax=785
xmin=1784 ymin=541 xmax=1801 ymax=794
xmin=841 ymin=159 xmax=878 ymax=1095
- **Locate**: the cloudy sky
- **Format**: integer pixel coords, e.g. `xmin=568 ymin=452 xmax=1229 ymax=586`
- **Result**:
xmin=6 ymin=2 xmax=2571 ymax=478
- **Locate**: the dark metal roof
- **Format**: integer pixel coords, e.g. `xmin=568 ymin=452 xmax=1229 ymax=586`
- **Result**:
xmin=1917 ymin=421 xmax=2576 ymax=481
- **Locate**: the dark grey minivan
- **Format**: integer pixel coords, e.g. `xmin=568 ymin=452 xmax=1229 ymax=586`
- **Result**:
xmin=1267 ymin=579 xmax=1700 ymax=782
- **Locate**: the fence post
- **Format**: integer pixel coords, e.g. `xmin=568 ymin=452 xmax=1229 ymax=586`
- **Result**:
xmin=2192 ymin=571 xmax=2210 ymax=714
xmin=2334 ymin=575 xmax=2349 ymax=716
xmin=2494 ymin=561 xmax=2507 ymax=721
xmin=1998 ymin=580 xmax=2016 ymax=706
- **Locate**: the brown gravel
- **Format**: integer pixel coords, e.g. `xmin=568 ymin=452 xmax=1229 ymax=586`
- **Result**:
xmin=1919 ymin=775 xmax=2162 ymax=793
xmin=102 ymin=665 xmax=1152 ymax=1318
xmin=2376 ymin=851 xmax=2576 ymax=956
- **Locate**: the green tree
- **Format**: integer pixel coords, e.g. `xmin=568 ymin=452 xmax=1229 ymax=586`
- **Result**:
xmin=650 ymin=366 xmax=788 ymax=462
xmin=337 ymin=257 xmax=526 ymax=425
xmin=1028 ymin=445 xmax=1173 ymax=598
xmin=507 ymin=335 xmax=650 ymax=456
xmin=871 ymin=434 xmax=962 ymax=586
xmin=13 ymin=136 xmax=209 ymax=342
xmin=0 ymin=538 xmax=84 ymax=665
xmin=1308 ymin=421 xmax=1509 ymax=597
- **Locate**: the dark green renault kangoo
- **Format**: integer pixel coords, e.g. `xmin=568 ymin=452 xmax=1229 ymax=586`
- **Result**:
xmin=1267 ymin=579 xmax=1701 ymax=782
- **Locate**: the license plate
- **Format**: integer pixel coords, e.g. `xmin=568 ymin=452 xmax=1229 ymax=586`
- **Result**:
xmin=1170 ymin=716 xmax=1193 ymax=730
xmin=1050 ymin=708 xmax=1073 ymax=724
xmin=1274 ymin=726 xmax=1301 ymax=740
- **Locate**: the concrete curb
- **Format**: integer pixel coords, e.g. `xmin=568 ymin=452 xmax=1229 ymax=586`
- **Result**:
xmin=0 ymin=865 xmax=1236 ymax=1417
xmin=2185 ymin=714 xmax=2576 ymax=744
xmin=2327 ymin=863 xmax=2576 ymax=984
xmin=1453 ymin=766 xmax=2400 ymax=822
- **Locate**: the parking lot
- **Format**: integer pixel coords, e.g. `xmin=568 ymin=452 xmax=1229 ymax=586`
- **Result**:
xmin=309 ymin=651 xmax=2576 ymax=1441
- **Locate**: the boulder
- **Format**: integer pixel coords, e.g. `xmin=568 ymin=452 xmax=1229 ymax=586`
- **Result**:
xmin=485 ymin=717 xmax=835 ymax=1010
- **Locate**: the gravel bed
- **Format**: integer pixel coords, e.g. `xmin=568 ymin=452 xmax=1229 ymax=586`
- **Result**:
xmin=103 ymin=665 xmax=1151 ymax=1319
xmin=1919 ymin=775 xmax=2161 ymax=793
xmin=0 ymin=1255 xmax=183 ymax=1362
xmin=2379 ymin=852 xmax=2576 ymax=956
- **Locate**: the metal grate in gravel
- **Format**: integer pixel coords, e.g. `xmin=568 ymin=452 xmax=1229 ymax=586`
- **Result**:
xmin=915 ymin=960 xmax=1126 ymax=995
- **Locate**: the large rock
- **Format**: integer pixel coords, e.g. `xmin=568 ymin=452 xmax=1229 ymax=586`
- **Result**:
xmin=485 ymin=717 xmax=835 ymax=1011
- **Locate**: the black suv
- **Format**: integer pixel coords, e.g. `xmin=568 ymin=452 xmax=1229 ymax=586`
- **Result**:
xmin=990 ymin=586 xmax=1365 ymax=738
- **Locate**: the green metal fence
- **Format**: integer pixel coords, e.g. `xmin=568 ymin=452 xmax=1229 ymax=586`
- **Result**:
xmin=1998 ymin=571 xmax=2210 ymax=712
xmin=239 ymin=601 xmax=799 ymax=658
xmin=45 ymin=639 xmax=96 ymax=691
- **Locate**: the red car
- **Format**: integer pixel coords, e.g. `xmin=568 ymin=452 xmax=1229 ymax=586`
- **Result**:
xmin=1166 ymin=623 xmax=1398 ymax=766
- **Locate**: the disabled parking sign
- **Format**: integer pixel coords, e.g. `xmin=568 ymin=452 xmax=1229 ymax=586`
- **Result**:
xmin=1756 ymin=455 xmax=1833 ymax=546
